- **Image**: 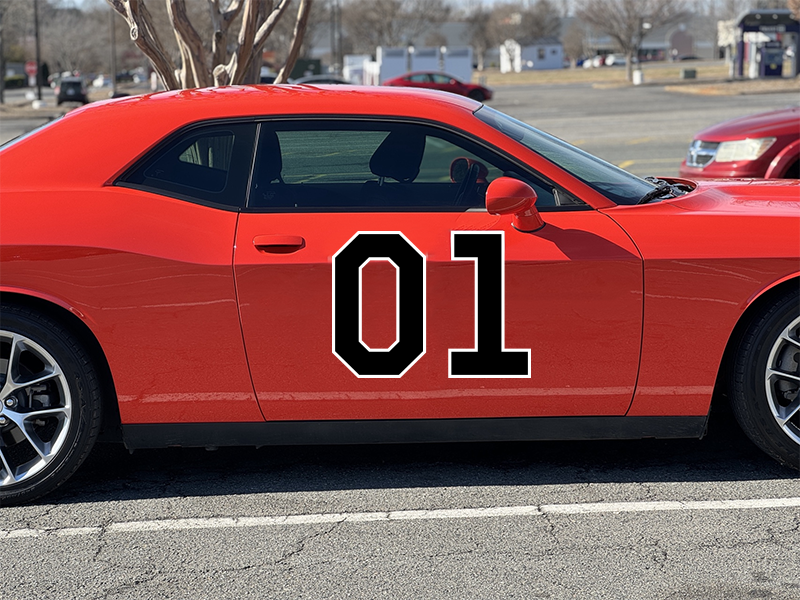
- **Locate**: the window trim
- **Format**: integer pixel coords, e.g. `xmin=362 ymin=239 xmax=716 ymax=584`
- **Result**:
xmin=114 ymin=119 xmax=258 ymax=212
xmin=113 ymin=114 xmax=591 ymax=214
xmin=243 ymin=115 xmax=591 ymax=214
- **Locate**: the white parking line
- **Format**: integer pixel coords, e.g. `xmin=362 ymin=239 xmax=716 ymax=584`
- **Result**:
xmin=3 ymin=497 xmax=799 ymax=539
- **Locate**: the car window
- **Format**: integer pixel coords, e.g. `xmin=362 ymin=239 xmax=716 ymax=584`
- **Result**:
xmin=119 ymin=123 xmax=256 ymax=208
xmin=247 ymin=120 xmax=580 ymax=211
xmin=408 ymin=74 xmax=430 ymax=83
xmin=475 ymin=105 xmax=654 ymax=205
xmin=431 ymin=74 xmax=452 ymax=84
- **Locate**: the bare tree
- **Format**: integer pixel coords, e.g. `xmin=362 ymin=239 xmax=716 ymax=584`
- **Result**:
xmin=466 ymin=5 xmax=495 ymax=70
xmin=490 ymin=1 xmax=562 ymax=45
xmin=106 ymin=0 xmax=314 ymax=88
xmin=340 ymin=0 xmax=450 ymax=53
xmin=790 ymin=0 xmax=800 ymax=19
xmin=577 ymin=0 xmax=687 ymax=82
xmin=561 ymin=19 xmax=587 ymax=67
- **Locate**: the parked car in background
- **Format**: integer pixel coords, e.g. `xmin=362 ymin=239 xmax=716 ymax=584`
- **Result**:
xmin=680 ymin=106 xmax=800 ymax=179
xmin=55 ymin=77 xmax=89 ymax=105
xmin=382 ymin=71 xmax=492 ymax=102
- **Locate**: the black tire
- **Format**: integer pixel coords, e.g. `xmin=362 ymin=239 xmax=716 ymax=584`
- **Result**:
xmin=0 ymin=306 xmax=103 ymax=505
xmin=730 ymin=289 xmax=800 ymax=470
xmin=467 ymin=90 xmax=485 ymax=102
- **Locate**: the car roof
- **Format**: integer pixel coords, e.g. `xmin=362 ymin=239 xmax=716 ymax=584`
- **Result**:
xmin=1 ymin=85 xmax=483 ymax=188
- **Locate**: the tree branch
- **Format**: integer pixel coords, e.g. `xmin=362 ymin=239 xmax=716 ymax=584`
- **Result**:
xmin=107 ymin=0 xmax=179 ymax=89
xmin=275 ymin=0 xmax=311 ymax=84
xmin=168 ymin=0 xmax=211 ymax=87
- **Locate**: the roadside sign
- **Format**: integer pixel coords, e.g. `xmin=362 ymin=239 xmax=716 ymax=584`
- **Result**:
xmin=24 ymin=61 xmax=37 ymax=76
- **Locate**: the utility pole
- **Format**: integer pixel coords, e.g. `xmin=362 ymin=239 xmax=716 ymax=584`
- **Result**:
xmin=0 ymin=2 xmax=6 ymax=105
xmin=34 ymin=0 xmax=42 ymax=100
xmin=110 ymin=6 xmax=117 ymax=95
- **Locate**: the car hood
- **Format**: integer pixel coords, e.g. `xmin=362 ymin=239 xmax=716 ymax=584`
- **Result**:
xmin=695 ymin=106 xmax=800 ymax=141
xmin=667 ymin=178 xmax=800 ymax=216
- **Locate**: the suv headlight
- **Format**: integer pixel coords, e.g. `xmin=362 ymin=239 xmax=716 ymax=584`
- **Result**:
xmin=715 ymin=137 xmax=776 ymax=163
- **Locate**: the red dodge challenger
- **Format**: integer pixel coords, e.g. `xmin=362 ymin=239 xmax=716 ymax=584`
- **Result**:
xmin=1 ymin=86 xmax=798 ymax=504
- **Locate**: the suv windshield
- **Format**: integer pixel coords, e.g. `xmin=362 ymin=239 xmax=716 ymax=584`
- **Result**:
xmin=475 ymin=105 xmax=655 ymax=205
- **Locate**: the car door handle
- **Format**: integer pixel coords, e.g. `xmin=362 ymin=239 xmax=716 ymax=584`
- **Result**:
xmin=252 ymin=235 xmax=306 ymax=253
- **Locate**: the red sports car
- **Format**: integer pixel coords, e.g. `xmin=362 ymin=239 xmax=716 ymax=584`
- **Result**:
xmin=1 ymin=86 xmax=798 ymax=504
xmin=679 ymin=106 xmax=800 ymax=179
xmin=382 ymin=71 xmax=493 ymax=102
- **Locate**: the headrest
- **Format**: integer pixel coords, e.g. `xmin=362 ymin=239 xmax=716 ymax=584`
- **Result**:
xmin=256 ymin=129 xmax=283 ymax=183
xmin=369 ymin=130 xmax=426 ymax=183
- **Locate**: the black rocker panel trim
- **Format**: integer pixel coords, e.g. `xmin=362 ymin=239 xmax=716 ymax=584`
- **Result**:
xmin=122 ymin=416 xmax=708 ymax=450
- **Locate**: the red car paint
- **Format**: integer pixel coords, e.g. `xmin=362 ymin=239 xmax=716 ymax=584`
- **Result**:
xmin=382 ymin=72 xmax=493 ymax=102
xmin=679 ymin=106 xmax=800 ymax=179
xmin=1 ymin=86 xmax=798 ymax=431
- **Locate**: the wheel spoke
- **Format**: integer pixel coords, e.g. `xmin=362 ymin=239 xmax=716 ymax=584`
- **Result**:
xmin=0 ymin=447 xmax=15 ymax=485
xmin=2 ymin=334 xmax=64 ymax=394
xmin=780 ymin=328 xmax=800 ymax=349
xmin=776 ymin=397 xmax=800 ymax=427
xmin=3 ymin=409 xmax=53 ymax=461
xmin=768 ymin=368 xmax=800 ymax=384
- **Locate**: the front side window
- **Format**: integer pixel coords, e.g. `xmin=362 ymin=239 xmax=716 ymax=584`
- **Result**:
xmin=247 ymin=120 xmax=580 ymax=212
xmin=119 ymin=122 xmax=256 ymax=208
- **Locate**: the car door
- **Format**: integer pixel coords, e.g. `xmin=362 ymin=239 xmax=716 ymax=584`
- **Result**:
xmin=234 ymin=119 xmax=642 ymax=422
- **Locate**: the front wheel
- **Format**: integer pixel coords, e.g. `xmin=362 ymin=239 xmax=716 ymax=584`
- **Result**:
xmin=467 ymin=90 xmax=485 ymax=102
xmin=0 ymin=306 xmax=103 ymax=505
xmin=730 ymin=290 xmax=800 ymax=469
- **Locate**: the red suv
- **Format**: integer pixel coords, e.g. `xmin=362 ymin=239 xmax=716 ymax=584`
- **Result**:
xmin=679 ymin=106 xmax=799 ymax=179
xmin=382 ymin=71 xmax=493 ymax=102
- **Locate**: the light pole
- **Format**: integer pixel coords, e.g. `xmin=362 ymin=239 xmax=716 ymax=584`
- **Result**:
xmin=110 ymin=6 xmax=117 ymax=95
xmin=34 ymin=0 xmax=41 ymax=100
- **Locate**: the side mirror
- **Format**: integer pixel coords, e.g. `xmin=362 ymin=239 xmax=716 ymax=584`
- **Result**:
xmin=485 ymin=177 xmax=544 ymax=232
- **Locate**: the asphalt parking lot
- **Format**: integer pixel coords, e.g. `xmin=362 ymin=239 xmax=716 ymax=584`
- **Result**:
xmin=1 ymin=83 xmax=799 ymax=600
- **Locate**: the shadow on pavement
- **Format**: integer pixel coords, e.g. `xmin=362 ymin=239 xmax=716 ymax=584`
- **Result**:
xmin=48 ymin=403 xmax=797 ymax=505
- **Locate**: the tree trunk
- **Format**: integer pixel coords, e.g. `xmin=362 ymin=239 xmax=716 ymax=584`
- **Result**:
xmin=275 ymin=0 xmax=311 ymax=83
xmin=625 ymin=50 xmax=634 ymax=82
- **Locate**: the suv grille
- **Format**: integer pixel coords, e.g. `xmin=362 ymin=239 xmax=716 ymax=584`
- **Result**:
xmin=686 ymin=140 xmax=719 ymax=168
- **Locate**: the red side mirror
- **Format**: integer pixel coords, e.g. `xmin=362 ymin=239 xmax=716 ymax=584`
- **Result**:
xmin=485 ymin=177 xmax=544 ymax=232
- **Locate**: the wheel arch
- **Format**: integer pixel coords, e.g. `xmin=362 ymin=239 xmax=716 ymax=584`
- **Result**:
xmin=714 ymin=275 xmax=800 ymax=404
xmin=765 ymin=139 xmax=800 ymax=179
xmin=0 ymin=291 xmax=122 ymax=442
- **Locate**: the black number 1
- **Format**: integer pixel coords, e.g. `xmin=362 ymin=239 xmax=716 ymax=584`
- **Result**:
xmin=449 ymin=231 xmax=530 ymax=378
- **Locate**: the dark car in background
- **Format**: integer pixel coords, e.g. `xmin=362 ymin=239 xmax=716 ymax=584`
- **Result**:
xmin=680 ymin=106 xmax=800 ymax=179
xmin=55 ymin=77 xmax=89 ymax=106
xmin=382 ymin=71 xmax=492 ymax=102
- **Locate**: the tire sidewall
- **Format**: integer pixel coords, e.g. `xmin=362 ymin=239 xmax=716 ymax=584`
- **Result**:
xmin=733 ymin=291 xmax=800 ymax=469
xmin=0 ymin=309 xmax=101 ymax=505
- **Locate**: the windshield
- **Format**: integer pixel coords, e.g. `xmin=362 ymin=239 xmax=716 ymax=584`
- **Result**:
xmin=475 ymin=105 xmax=655 ymax=205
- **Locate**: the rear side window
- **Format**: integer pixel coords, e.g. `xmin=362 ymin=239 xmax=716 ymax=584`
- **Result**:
xmin=119 ymin=123 xmax=256 ymax=208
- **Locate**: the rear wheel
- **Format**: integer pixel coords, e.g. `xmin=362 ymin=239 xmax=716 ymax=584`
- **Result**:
xmin=0 ymin=306 xmax=102 ymax=505
xmin=730 ymin=290 xmax=800 ymax=469
xmin=467 ymin=89 xmax=485 ymax=102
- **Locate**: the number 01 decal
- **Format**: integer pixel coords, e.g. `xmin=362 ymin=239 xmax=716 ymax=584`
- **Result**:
xmin=332 ymin=231 xmax=530 ymax=379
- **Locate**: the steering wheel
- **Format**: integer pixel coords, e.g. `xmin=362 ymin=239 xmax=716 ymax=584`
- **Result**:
xmin=454 ymin=163 xmax=480 ymax=206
